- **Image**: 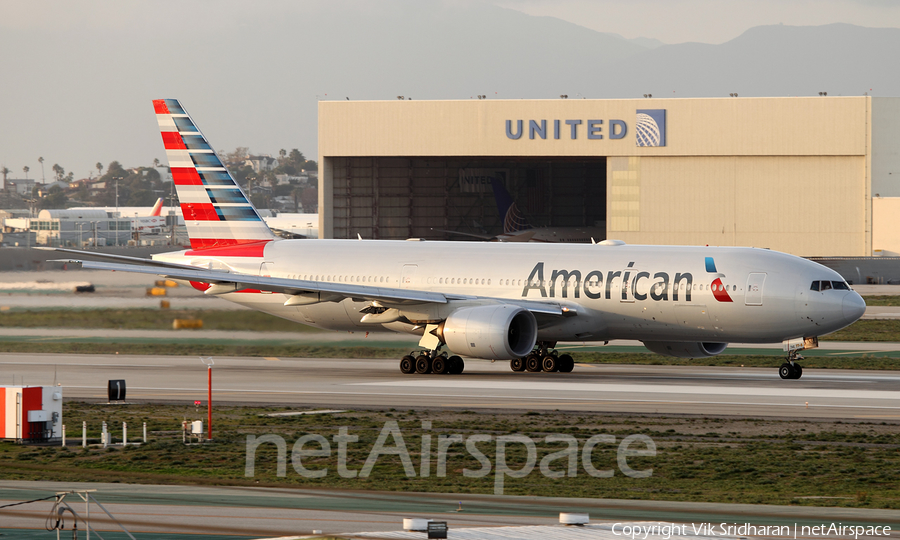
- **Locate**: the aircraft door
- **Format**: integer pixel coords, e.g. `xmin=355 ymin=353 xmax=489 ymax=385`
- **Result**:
xmin=745 ymin=273 xmax=766 ymax=306
xmin=258 ymin=262 xmax=274 ymax=293
xmin=401 ymin=264 xmax=417 ymax=289
xmin=620 ymin=266 xmax=636 ymax=303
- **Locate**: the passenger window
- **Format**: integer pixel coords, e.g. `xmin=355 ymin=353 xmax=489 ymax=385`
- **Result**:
xmin=821 ymin=281 xmax=832 ymax=291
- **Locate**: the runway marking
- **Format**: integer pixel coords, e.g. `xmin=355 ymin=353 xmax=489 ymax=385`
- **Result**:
xmin=827 ymin=350 xmax=880 ymax=356
xmin=61 ymin=386 xmax=900 ymax=411
xmin=264 ymin=357 xmax=281 ymax=361
xmin=352 ymin=379 xmax=900 ymax=401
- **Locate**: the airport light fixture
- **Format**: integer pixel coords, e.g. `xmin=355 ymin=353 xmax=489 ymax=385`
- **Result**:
xmin=560 ymin=95 xmax=568 ymax=99
xmin=819 ymin=91 xmax=828 ymax=96
xmin=200 ymin=357 xmax=214 ymax=441
xmin=729 ymin=93 xmax=739 ymax=97
xmin=112 ymin=176 xmax=124 ymax=219
xmin=643 ymin=94 xmax=652 ymax=98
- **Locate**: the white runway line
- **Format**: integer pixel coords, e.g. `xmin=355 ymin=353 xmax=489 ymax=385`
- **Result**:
xmin=353 ymin=379 xmax=900 ymax=401
xmin=57 ymin=385 xmax=900 ymax=410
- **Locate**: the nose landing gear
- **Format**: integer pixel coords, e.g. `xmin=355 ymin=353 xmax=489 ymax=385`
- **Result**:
xmin=779 ymin=351 xmax=804 ymax=379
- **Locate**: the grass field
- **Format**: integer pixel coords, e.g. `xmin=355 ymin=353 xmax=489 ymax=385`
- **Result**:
xmin=3 ymin=307 xmax=900 ymax=341
xmin=1 ymin=403 xmax=896 ymax=509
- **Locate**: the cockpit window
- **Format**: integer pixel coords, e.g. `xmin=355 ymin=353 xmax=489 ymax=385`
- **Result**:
xmin=812 ymin=280 xmax=850 ymax=291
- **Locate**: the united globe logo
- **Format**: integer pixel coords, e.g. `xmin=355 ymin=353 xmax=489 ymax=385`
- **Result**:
xmin=635 ymin=109 xmax=666 ymax=147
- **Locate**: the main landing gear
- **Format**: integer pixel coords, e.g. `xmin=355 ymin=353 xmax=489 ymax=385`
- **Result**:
xmin=510 ymin=343 xmax=575 ymax=373
xmin=779 ymin=350 xmax=804 ymax=380
xmin=399 ymin=349 xmax=464 ymax=375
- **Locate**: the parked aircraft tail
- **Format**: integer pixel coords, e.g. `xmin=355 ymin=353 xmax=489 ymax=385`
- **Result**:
xmin=152 ymin=99 xmax=275 ymax=253
xmin=149 ymin=197 xmax=164 ymax=216
xmin=490 ymin=177 xmax=530 ymax=234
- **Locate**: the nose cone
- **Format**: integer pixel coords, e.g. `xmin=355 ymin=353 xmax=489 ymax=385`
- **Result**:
xmin=842 ymin=293 xmax=866 ymax=324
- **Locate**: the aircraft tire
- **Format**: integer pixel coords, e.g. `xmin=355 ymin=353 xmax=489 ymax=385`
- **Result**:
xmin=541 ymin=355 xmax=559 ymax=372
xmin=525 ymin=353 xmax=541 ymax=372
xmin=778 ymin=363 xmax=793 ymax=379
xmin=415 ymin=354 xmax=432 ymax=374
xmin=432 ymin=356 xmax=449 ymax=375
xmin=400 ymin=355 xmax=415 ymax=374
xmin=558 ymin=354 xmax=575 ymax=373
xmin=449 ymin=356 xmax=465 ymax=374
xmin=792 ymin=364 xmax=803 ymax=379
xmin=510 ymin=357 xmax=525 ymax=372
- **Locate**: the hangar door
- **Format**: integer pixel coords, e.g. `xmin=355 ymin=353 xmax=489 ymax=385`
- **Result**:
xmin=330 ymin=157 xmax=606 ymax=240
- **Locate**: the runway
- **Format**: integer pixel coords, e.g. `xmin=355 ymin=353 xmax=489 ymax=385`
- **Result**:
xmin=3 ymin=353 xmax=899 ymax=420
xmin=3 ymin=481 xmax=897 ymax=538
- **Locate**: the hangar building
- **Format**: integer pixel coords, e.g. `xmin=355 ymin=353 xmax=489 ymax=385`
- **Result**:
xmin=317 ymin=96 xmax=900 ymax=257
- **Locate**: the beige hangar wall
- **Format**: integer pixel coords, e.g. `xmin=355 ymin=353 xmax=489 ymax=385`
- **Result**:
xmin=608 ymin=155 xmax=866 ymax=256
xmin=318 ymin=96 xmax=872 ymax=255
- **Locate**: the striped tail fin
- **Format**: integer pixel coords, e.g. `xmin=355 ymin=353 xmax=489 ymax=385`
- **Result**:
xmin=149 ymin=197 xmax=164 ymax=217
xmin=153 ymin=99 xmax=275 ymax=254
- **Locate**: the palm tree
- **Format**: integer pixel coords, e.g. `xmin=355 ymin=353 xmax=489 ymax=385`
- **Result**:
xmin=22 ymin=166 xmax=29 ymax=179
xmin=96 ymin=162 xmax=103 ymax=176
xmin=38 ymin=156 xmax=45 ymax=182
xmin=153 ymin=158 xmax=160 ymax=168
xmin=1 ymin=167 xmax=9 ymax=193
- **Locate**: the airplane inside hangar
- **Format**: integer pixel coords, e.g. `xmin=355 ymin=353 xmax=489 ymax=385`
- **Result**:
xmin=326 ymin=156 xmax=607 ymax=241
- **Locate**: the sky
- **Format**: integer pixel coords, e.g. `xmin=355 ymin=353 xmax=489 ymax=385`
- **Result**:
xmin=1 ymin=0 xmax=899 ymax=182
xmin=498 ymin=0 xmax=900 ymax=44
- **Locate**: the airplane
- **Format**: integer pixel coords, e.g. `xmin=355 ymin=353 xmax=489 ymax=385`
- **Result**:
xmin=46 ymin=98 xmax=867 ymax=380
xmin=132 ymin=197 xmax=168 ymax=234
xmin=439 ymin=176 xmax=606 ymax=243
xmin=68 ymin=198 xmax=169 ymax=234
xmin=263 ymin=212 xmax=319 ymax=239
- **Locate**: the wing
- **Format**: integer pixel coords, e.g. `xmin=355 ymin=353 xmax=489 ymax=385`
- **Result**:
xmin=50 ymin=251 xmax=563 ymax=316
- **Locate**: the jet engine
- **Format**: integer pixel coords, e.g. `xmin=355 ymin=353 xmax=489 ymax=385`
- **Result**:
xmin=440 ymin=305 xmax=538 ymax=360
xmin=642 ymin=341 xmax=728 ymax=358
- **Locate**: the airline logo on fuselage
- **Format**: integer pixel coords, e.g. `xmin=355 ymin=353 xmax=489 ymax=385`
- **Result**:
xmin=522 ymin=257 xmax=731 ymax=302
xmin=705 ymin=256 xmax=733 ymax=303
xmin=522 ymin=262 xmax=694 ymax=301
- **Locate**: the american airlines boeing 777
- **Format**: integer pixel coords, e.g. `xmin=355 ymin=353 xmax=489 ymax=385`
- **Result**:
xmin=50 ymin=99 xmax=867 ymax=380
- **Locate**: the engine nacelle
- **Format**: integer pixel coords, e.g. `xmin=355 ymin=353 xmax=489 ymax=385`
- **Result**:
xmin=441 ymin=305 xmax=537 ymax=360
xmin=642 ymin=341 xmax=728 ymax=358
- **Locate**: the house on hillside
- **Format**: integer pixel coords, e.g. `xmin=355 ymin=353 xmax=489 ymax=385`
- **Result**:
xmin=244 ymin=155 xmax=279 ymax=173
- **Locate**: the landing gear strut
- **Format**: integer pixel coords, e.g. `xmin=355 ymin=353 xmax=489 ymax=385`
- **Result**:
xmin=511 ymin=342 xmax=574 ymax=373
xmin=399 ymin=348 xmax=464 ymax=375
xmin=779 ymin=350 xmax=804 ymax=380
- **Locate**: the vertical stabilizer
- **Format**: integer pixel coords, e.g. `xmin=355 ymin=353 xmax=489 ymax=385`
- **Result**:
xmin=153 ymin=99 xmax=275 ymax=253
xmin=149 ymin=197 xmax=164 ymax=217
xmin=490 ymin=177 xmax=530 ymax=234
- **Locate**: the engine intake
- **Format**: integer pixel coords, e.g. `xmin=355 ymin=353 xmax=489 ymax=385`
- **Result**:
xmin=642 ymin=341 xmax=728 ymax=358
xmin=441 ymin=305 xmax=537 ymax=360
